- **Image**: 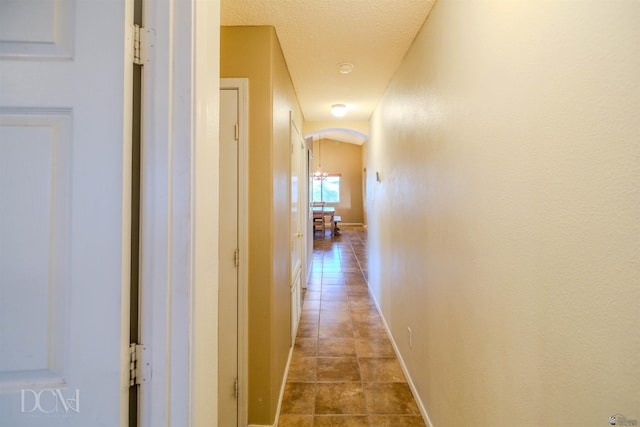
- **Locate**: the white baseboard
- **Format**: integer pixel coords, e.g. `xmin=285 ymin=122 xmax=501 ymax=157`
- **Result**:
xmin=366 ymin=288 xmax=435 ymax=427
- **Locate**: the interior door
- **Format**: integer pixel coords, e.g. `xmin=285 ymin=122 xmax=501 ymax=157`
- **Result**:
xmin=305 ymin=139 xmax=314 ymax=286
xmin=290 ymin=118 xmax=303 ymax=342
xmin=219 ymin=87 xmax=239 ymax=426
xmin=0 ymin=0 xmax=133 ymax=425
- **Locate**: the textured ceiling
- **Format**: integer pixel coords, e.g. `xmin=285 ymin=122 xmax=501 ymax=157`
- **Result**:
xmin=221 ymin=0 xmax=435 ymax=124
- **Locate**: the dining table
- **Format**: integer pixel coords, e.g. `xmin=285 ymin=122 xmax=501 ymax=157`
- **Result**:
xmin=312 ymin=205 xmax=335 ymax=220
xmin=312 ymin=205 xmax=340 ymax=235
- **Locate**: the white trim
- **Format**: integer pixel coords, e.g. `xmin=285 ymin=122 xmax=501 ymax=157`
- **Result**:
xmin=139 ymin=0 xmax=220 ymax=426
xmin=191 ymin=0 xmax=221 ymax=425
xmin=138 ymin=0 xmax=173 ymax=424
xmin=220 ymin=77 xmax=250 ymax=427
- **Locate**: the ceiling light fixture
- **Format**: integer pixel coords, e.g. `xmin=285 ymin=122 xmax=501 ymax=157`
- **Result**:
xmin=313 ymin=136 xmax=329 ymax=180
xmin=337 ymin=62 xmax=354 ymax=74
xmin=331 ymin=104 xmax=347 ymax=117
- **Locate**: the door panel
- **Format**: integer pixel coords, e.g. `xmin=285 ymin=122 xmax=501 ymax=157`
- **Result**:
xmin=0 ymin=0 xmax=133 ymax=424
xmin=219 ymin=88 xmax=239 ymax=426
xmin=0 ymin=112 xmax=70 ymax=382
xmin=0 ymin=0 xmax=73 ymax=58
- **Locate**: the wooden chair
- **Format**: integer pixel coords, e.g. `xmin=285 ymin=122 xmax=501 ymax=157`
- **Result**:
xmin=312 ymin=202 xmax=325 ymax=234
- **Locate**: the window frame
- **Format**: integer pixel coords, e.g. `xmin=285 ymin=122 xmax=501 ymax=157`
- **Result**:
xmin=312 ymin=173 xmax=341 ymax=204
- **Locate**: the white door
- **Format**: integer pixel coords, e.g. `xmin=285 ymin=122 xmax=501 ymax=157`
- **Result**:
xmin=290 ymin=118 xmax=304 ymax=342
xmin=0 ymin=0 xmax=133 ymax=425
xmin=219 ymin=87 xmax=239 ymax=426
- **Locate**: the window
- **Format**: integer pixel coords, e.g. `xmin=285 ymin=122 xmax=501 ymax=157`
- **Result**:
xmin=312 ymin=175 xmax=340 ymax=203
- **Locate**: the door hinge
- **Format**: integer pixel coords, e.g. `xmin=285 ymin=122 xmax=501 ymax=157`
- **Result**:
xmin=234 ymin=123 xmax=239 ymax=141
xmin=129 ymin=343 xmax=151 ymax=386
xmin=133 ymin=25 xmax=143 ymax=65
xmin=234 ymin=248 xmax=239 ymax=268
xmin=133 ymin=25 xmax=154 ymax=65
xmin=234 ymin=377 xmax=239 ymax=399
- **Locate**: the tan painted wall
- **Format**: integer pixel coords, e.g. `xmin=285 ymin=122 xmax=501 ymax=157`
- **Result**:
xmin=271 ymin=25 xmax=305 ymax=425
xmin=368 ymin=2 xmax=640 ymax=426
xmin=221 ymin=26 xmax=303 ymax=425
xmin=313 ymin=138 xmax=364 ymax=224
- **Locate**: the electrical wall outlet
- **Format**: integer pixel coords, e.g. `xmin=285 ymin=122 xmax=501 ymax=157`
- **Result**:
xmin=407 ymin=326 xmax=413 ymax=349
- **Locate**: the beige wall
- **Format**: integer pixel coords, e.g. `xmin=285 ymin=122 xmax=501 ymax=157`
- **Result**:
xmin=368 ymin=2 xmax=640 ymax=426
xmin=271 ymin=24 xmax=305 ymax=425
xmin=221 ymin=26 xmax=303 ymax=425
xmin=312 ymin=138 xmax=364 ymax=224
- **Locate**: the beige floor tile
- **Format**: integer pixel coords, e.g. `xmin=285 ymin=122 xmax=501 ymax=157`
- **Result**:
xmin=303 ymin=300 xmax=321 ymax=310
xmin=293 ymin=337 xmax=318 ymax=357
xmin=314 ymin=415 xmax=369 ymax=426
xmin=349 ymin=306 xmax=379 ymax=316
xmin=277 ymin=415 xmax=314 ymax=427
xmin=315 ymin=383 xmax=366 ymax=415
xmin=346 ymin=288 xmax=369 ymax=297
xmin=353 ymin=322 xmax=386 ymax=338
xmin=297 ymin=319 xmax=319 ymax=338
xmin=351 ymin=313 xmax=382 ymax=324
xmin=321 ymin=311 xmax=351 ymax=324
xmin=368 ymin=415 xmax=426 ymax=426
xmin=300 ymin=309 xmax=320 ymax=321
xmin=319 ymin=321 xmax=353 ymax=338
xmin=359 ymin=358 xmax=405 ymax=382
xmin=288 ymin=357 xmax=317 ymax=382
xmin=321 ymin=300 xmax=351 ymax=311
xmin=281 ymin=383 xmax=315 ymax=415
xmin=317 ymin=338 xmax=356 ymax=357
xmin=364 ymin=383 xmax=420 ymax=415
xmin=305 ymin=291 xmax=321 ymax=301
xmin=355 ymin=338 xmax=395 ymax=358
xmin=316 ymin=357 xmax=360 ymax=382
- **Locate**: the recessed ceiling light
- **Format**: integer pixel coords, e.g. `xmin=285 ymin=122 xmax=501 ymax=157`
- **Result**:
xmin=337 ymin=62 xmax=354 ymax=74
xmin=331 ymin=104 xmax=347 ymax=117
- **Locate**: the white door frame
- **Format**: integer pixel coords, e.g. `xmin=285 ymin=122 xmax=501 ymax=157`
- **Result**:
xmin=138 ymin=0 xmax=220 ymax=425
xmin=220 ymin=78 xmax=249 ymax=426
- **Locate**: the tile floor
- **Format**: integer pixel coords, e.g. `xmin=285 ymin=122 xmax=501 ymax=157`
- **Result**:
xmin=278 ymin=226 xmax=425 ymax=427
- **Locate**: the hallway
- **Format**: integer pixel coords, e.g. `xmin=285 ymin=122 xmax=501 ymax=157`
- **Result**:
xmin=278 ymin=227 xmax=425 ymax=426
